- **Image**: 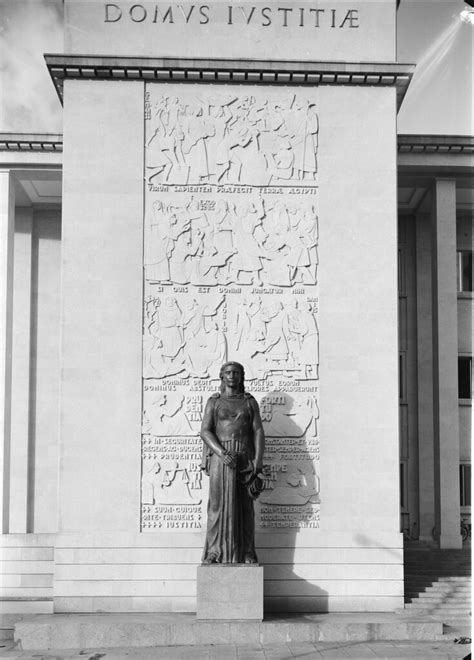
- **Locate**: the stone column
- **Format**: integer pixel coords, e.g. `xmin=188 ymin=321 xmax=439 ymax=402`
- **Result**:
xmin=431 ymin=179 xmax=462 ymax=549
xmin=10 ymin=208 xmax=33 ymax=532
xmin=0 ymin=171 xmax=15 ymax=533
xmin=415 ymin=212 xmax=435 ymax=542
xmin=58 ymin=79 xmax=144 ymax=533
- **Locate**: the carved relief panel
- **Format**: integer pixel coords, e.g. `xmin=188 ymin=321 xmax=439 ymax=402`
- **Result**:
xmin=141 ymin=84 xmax=320 ymax=533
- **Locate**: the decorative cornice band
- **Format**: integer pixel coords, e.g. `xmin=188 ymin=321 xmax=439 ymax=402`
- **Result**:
xmin=3 ymin=133 xmax=472 ymax=157
xmin=0 ymin=134 xmax=63 ymax=152
xmin=45 ymin=54 xmax=414 ymax=110
xmin=398 ymin=135 xmax=474 ymax=154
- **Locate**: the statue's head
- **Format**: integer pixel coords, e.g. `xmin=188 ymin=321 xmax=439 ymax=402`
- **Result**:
xmin=219 ymin=361 xmax=245 ymax=393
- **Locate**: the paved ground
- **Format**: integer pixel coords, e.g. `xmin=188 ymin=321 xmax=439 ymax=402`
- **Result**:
xmin=0 ymin=639 xmax=472 ymax=659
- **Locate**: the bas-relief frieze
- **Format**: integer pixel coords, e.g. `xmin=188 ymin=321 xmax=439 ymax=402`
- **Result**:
xmin=143 ymin=292 xmax=319 ymax=381
xmin=145 ymin=89 xmax=319 ymax=187
xmin=144 ymin=196 xmax=319 ymax=288
xmin=141 ymin=85 xmax=320 ymax=533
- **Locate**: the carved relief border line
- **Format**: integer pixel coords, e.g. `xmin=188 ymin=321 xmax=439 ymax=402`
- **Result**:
xmin=45 ymin=55 xmax=414 ymax=109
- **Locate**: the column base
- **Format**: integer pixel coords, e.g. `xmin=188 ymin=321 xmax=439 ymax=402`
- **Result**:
xmin=439 ymin=533 xmax=463 ymax=549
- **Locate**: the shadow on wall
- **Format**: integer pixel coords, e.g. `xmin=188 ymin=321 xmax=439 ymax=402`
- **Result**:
xmin=353 ymin=533 xmax=403 ymax=563
xmin=256 ymin=393 xmax=327 ymax=613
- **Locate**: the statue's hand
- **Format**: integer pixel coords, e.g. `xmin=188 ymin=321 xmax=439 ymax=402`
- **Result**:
xmin=254 ymin=463 xmax=270 ymax=478
xmin=222 ymin=450 xmax=238 ymax=468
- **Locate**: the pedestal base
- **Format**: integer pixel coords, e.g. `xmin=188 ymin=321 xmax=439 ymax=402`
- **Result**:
xmin=196 ymin=564 xmax=264 ymax=620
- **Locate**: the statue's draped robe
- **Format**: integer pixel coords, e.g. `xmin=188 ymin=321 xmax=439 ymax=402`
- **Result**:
xmin=202 ymin=393 xmax=258 ymax=563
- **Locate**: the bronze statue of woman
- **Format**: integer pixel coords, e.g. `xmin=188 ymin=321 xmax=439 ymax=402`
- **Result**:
xmin=200 ymin=361 xmax=265 ymax=564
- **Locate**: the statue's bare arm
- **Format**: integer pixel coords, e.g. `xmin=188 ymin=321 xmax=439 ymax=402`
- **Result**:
xmin=251 ymin=398 xmax=265 ymax=471
xmin=200 ymin=398 xmax=237 ymax=467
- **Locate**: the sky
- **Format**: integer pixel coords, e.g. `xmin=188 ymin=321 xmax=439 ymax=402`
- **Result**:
xmin=0 ymin=0 xmax=472 ymax=135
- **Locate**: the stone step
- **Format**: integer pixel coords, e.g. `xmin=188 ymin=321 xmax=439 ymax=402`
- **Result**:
xmin=405 ymin=604 xmax=471 ymax=612
xmin=405 ymin=564 xmax=471 ymax=567
xmin=406 ymin=586 xmax=472 ymax=594
xmin=404 ymin=569 xmax=471 ymax=575
xmin=405 ymin=564 xmax=471 ymax=569
xmin=405 ymin=577 xmax=470 ymax=583
xmin=404 ymin=596 xmax=471 ymax=604
xmin=0 ymin=598 xmax=53 ymax=614
xmin=404 ymin=606 xmax=471 ymax=615
xmin=405 ymin=577 xmax=471 ymax=583
xmin=405 ymin=586 xmax=472 ymax=594
xmin=405 ymin=584 xmax=470 ymax=592
xmin=405 ymin=595 xmax=471 ymax=604
xmin=13 ymin=613 xmax=444 ymax=650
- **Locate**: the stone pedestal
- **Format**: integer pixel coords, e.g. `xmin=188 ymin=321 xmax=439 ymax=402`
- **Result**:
xmin=196 ymin=565 xmax=264 ymax=620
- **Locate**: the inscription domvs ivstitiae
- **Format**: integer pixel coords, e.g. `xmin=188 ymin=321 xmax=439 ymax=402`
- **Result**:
xmin=141 ymin=86 xmax=320 ymax=533
xmin=105 ymin=3 xmax=360 ymax=29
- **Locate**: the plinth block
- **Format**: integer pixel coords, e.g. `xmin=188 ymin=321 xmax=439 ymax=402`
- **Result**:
xmin=196 ymin=564 xmax=263 ymax=620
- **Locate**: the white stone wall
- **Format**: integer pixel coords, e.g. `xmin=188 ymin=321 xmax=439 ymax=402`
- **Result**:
xmin=54 ymin=78 xmax=403 ymax=613
xmin=59 ymin=79 xmax=144 ymax=533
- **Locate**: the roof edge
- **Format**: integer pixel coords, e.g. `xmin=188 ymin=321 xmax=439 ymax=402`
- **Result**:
xmin=44 ymin=53 xmax=415 ymax=111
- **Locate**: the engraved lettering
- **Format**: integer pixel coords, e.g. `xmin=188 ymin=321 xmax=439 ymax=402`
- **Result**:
xmin=104 ymin=2 xmax=122 ymax=22
xmin=309 ymin=8 xmax=325 ymax=27
xmin=239 ymin=6 xmax=255 ymax=24
xmin=339 ymin=9 xmax=359 ymax=28
xmin=199 ymin=5 xmax=210 ymax=24
xmin=261 ymin=7 xmax=271 ymax=26
xmin=278 ymin=7 xmax=292 ymax=26
xmin=130 ymin=4 xmax=147 ymax=22
xmin=178 ymin=4 xmax=195 ymax=23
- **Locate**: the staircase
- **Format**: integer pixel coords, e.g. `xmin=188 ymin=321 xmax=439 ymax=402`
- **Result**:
xmin=404 ymin=548 xmax=471 ymax=625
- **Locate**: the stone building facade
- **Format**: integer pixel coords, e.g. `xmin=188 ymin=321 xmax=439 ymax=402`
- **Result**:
xmin=0 ymin=0 xmax=472 ymax=616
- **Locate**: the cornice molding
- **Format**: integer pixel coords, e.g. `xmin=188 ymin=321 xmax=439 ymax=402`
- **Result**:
xmin=398 ymin=135 xmax=474 ymax=154
xmin=3 ymin=133 xmax=472 ymax=159
xmin=0 ymin=134 xmax=63 ymax=152
xmin=45 ymin=54 xmax=414 ymax=110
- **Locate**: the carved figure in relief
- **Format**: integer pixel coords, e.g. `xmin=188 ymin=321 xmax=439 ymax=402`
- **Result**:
xmin=285 ymin=100 xmax=319 ymax=181
xmin=141 ymin=461 xmax=162 ymax=505
xmin=144 ymin=294 xmax=227 ymax=380
xmin=142 ymin=393 xmax=196 ymax=436
xmin=146 ymin=92 xmax=319 ymax=185
xmin=232 ymin=199 xmax=267 ymax=285
xmin=145 ymin=197 xmax=318 ymax=288
xmin=268 ymin=137 xmax=295 ymax=182
xmin=157 ymin=297 xmax=184 ymax=359
xmin=200 ymin=362 xmax=266 ymax=564
xmin=206 ymin=200 xmax=236 ymax=284
xmin=144 ymin=202 xmax=177 ymax=283
xmin=260 ymin=394 xmax=313 ymax=438
xmin=205 ymin=98 xmax=236 ymax=181
xmin=150 ymin=460 xmax=202 ymax=505
xmin=181 ymin=297 xmax=227 ymax=377
xmin=260 ymin=467 xmax=320 ymax=506
xmin=182 ymin=105 xmax=216 ymax=182
xmin=305 ymin=394 xmax=320 ymax=437
xmin=299 ymin=302 xmax=320 ymax=379
xmin=144 ymin=297 xmax=186 ymax=378
xmin=168 ymin=228 xmax=201 ymax=284
xmin=258 ymin=301 xmax=289 ymax=367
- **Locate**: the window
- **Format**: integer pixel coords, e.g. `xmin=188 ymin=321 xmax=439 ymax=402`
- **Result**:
xmin=458 ymin=357 xmax=472 ymax=399
xmin=458 ymin=251 xmax=473 ymax=292
xmin=400 ymin=462 xmax=407 ymax=509
xmin=460 ymin=464 xmax=471 ymax=507
xmin=399 ymin=353 xmax=406 ymax=401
